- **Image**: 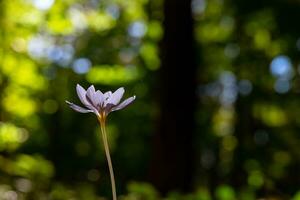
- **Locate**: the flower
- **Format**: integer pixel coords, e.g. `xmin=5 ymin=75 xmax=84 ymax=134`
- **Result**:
xmin=66 ymin=84 xmax=136 ymax=119
xmin=66 ymin=84 xmax=135 ymax=199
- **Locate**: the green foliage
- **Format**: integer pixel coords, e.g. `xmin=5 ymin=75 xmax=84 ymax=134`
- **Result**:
xmin=86 ymin=65 xmax=140 ymax=85
xmin=293 ymin=191 xmax=300 ymax=200
xmin=124 ymin=182 xmax=159 ymax=200
xmin=13 ymin=154 xmax=54 ymax=180
xmin=0 ymin=123 xmax=28 ymax=152
xmin=215 ymin=185 xmax=236 ymax=200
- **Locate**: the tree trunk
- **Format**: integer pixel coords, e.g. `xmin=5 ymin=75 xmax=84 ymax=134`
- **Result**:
xmin=148 ymin=0 xmax=197 ymax=194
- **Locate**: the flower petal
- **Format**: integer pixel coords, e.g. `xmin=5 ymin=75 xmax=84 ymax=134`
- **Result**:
xmin=76 ymin=84 xmax=90 ymax=106
xmin=84 ymin=85 xmax=104 ymax=115
xmin=107 ymin=87 xmax=125 ymax=105
xmin=104 ymin=103 xmax=115 ymax=114
xmin=66 ymin=101 xmax=93 ymax=113
xmin=111 ymin=96 xmax=136 ymax=111
xmin=94 ymin=90 xmax=105 ymax=108
xmin=86 ymin=85 xmax=96 ymax=98
xmin=86 ymin=85 xmax=97 ymax=105
xmin=104 ymin=91 xmax=112 ymax=100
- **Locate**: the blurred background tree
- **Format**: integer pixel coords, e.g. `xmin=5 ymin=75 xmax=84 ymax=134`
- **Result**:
xmin=0 ymin=0 xmax=299 ymax=199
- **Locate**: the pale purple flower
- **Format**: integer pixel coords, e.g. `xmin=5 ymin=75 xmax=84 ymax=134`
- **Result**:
xmin=66 ymin=84 xmax=136 ymax=118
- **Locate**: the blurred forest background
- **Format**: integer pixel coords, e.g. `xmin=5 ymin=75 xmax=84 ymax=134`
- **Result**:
xmin=0 ymin=0 xmax=300 ymax=199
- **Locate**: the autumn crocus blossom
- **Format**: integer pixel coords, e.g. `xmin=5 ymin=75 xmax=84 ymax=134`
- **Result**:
xmin=66 ymin=84 xmax=135 ymax=200
xmin=66 ymin=84 xmax=136 ymax=120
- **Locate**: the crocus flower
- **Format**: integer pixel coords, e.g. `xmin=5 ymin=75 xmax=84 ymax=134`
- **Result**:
xmin=66 ymin=84 xmax=135 ymax=200
xmin=66 ymin=84 xmax=136 ymax=120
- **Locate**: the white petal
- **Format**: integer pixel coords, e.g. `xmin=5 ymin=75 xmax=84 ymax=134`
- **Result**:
xmin=111 ymin=96 xmax=136 ymax=111
xmin=107 ymin=87 xmax=125 ymax=105
xmin=66 ymin=101 xmax=93 ymax=113
xmin=86 ymin=85 xmax=96 ymax=105
xmin=76 ymin=84 xmax=90 ymax=106
xmin=94 ymin=90 xmax=105 ymax=107
xmin=104 ymin=91 xmax=112 ymax=99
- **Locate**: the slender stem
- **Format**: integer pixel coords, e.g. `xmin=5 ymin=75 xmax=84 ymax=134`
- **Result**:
xmin=98 ymin=118 xmax=117 ymax=200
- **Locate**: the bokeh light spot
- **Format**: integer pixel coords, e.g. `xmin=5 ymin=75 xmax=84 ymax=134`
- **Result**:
xmin=128 ymin=21 xmax=147 ymax=38
xmin=87 ymin=169 xmax=100 ymax=182
xmin=219 ymin=71 xmax=238 ymax=106
xmin=215 ymin=185 xmax=236 ymax=200
xmin=32 ymin=0 xmax=55 ymax=10
xmin=192 ymin=0 xmax=206 ymax=15
xmin=3 ymin=190 xmax=18 ymax=200
xmin=248 ymin=170 xmax=264 ymax=188
xmin=222 ymin=135 xmax=237 ymax=151
xmin=270 ymin=55 xmax=293 ymax=79
xmin=274 ymin=79 xmax=290 ymax=94
xmin=28 ymin=36 xmax=53 ymax=59
xmin=238 ymin=80 xmax=252 ymax=96
xmin=106 ymin=5 xmax=120 ymax=19
xmin=224 ymin=43 xmax=240 ymax=59
xmin=72 ymin=58 xmax=92 ymax=74
xmin=15 ymin=178 xmax=32 ymax=193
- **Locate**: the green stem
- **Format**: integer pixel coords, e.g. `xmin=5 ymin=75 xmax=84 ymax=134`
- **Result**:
xmin=99 ymin=118 xmax=117 ymax=200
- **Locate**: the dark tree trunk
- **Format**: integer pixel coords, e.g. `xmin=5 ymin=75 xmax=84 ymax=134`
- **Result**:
xmin=148 ymin=0 xmax=197 ymax=194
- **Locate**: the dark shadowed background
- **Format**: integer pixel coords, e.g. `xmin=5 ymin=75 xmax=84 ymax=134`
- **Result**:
xmin=0 ymin=0 xmax=300 ymax=199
